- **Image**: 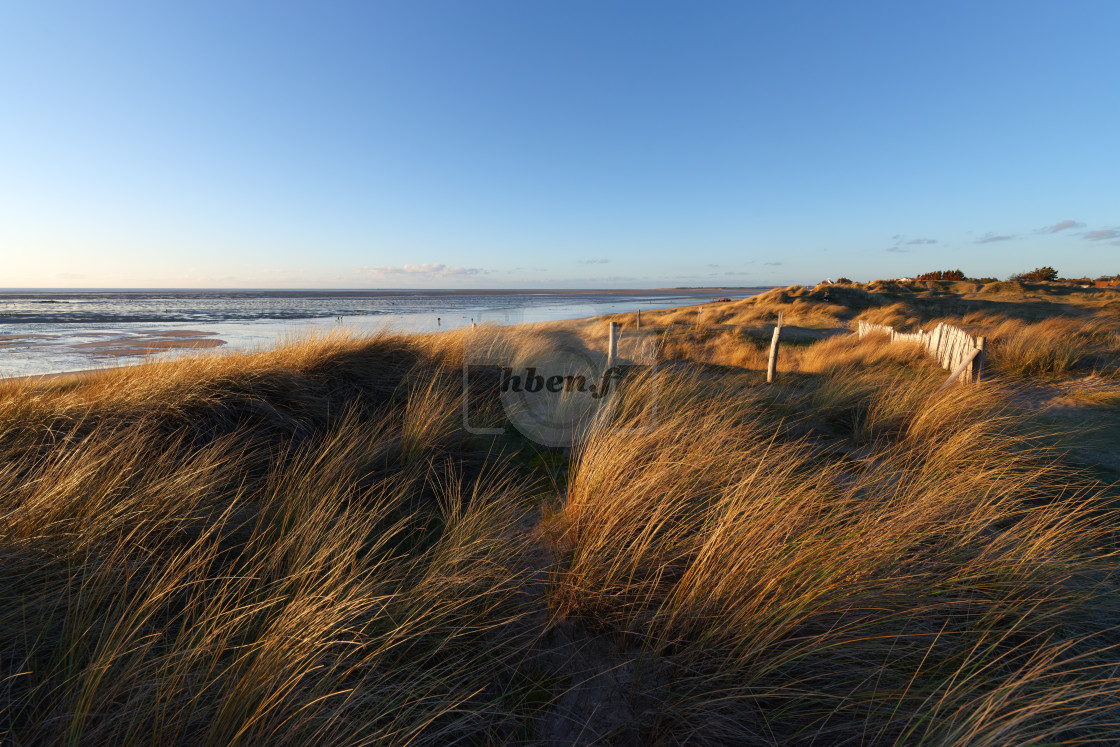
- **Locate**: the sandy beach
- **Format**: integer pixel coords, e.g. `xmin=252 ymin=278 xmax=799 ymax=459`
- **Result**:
xmin=0 ymin=288 xmax=765 ymax=378
xmin=69 ymin=329 xmax=227 ymax=356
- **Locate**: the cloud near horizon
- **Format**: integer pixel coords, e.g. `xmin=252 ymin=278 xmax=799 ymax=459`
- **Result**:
xmin=1040 ymin=219 xmax=1084 ymax=233
xmin=358 ymin=263 xmax=484 ymax=278
xmin=582 ymin=275 xmax=635 ymax=282
xmin=1084 ymin=229 xmax=1120 ymax=241
xmin=976 ymin=233 xmax=1016 ymax=243
xmin=577 ymin=258 xmax=610 ymax=265
xmin=886 ymin=235 xmax=935 ymax=253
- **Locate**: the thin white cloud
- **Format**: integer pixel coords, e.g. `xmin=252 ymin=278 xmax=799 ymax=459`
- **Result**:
xmin=887 ymin=234 xmax=935 ymax=252
xmin=976 ymin=233 xmax=1016 ymax=244
xmin=577 ymin=259 xmax=610 ymax=265
xmin=358 ymin=263 xmax=484 ymax=278
xmin=1084 ymin=229 xmax=1120 ymax=241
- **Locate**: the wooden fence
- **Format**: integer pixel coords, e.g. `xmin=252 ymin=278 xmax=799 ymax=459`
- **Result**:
xmin=857 ymin=320 xmax=986 ymax=385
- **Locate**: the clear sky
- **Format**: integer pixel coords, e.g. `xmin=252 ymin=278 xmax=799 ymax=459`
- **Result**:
xmin=1 ymin=1 xmax=1117 ymax=289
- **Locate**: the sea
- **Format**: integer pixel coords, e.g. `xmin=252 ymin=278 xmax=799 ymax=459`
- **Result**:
xmin=0 ymin=288 xmax=769 ymax=378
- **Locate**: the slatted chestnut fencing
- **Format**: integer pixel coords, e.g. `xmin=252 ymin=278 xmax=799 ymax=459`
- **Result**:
xmin=857 ymin=320 xmax=986 ymax=386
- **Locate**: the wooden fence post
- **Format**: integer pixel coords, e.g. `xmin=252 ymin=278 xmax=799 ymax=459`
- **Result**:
xmin=767 ymin=315 xmax=783 ymax=383
xmin=941 ymin=347 xmax=982 ymax=390
xmin=636 ymin=309 xmax=641 ymax=329
xmin=607 ymin=321 xmax=619 ymax=369
xmin=973 ymin=336 xmax=985 ymax=383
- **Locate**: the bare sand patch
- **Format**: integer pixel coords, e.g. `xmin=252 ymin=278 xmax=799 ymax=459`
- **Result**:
xmin=0 ymin=334 xmax=53 ymax=346
xmin=69 ymin=330 xmax=226 ymax=356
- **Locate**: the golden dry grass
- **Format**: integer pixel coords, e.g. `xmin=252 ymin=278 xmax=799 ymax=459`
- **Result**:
xmin=602 ymin=280 xmax=1120 ymax=380
xmin=1 ymin=329 xmax=544 ymax=745
xmin=550 ymin=355 xmax=1120 ymax=743
xmin=3 ymin=286 xmax=1120 ymax=744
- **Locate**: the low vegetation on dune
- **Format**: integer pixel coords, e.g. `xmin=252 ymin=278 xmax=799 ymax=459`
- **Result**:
xmin=1 ymin=331 xmax=545 ymax=745
xmin=556 ymin=368 xmax=1119 ymax=744
xmin=631 ymin=279 xmax=1120 ymax=379
xmin=4 ymin=282 xmax=1120 ymax=744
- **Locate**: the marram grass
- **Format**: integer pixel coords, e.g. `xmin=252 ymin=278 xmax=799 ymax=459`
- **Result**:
xmin=3 ymin=293 xmax=1120 ymax=744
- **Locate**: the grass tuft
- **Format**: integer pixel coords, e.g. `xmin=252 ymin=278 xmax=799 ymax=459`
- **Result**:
xmin=4 ymin=284 xmax=1120 ymax=744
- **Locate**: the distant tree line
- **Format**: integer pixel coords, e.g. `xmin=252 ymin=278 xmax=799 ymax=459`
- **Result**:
xmin=911 ymin=269 xmax=1001 ymax=282
xmin=856 ymin=267 xmax=1118 ymax=286
xmin=914 ymin=269 xmax=966 ymax=281
xmin=907 ymin=266 xmax=1117 ymax=285
xmin=1010 ymin=266 xmax=1058 ymax=282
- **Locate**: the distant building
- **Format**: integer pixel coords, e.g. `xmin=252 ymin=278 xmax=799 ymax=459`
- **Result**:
xmin=1093 ymin=279 xmax=1120 ymax=289
xmin=897 ymin=277 xmax=913 ymax=282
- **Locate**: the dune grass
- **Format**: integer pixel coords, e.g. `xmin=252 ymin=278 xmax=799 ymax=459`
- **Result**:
xmin=1 ymin=330 xmax=545 ymax=745
xmin=3 ymin=286 xmax=1120 ymax=744
xmin=552 ymin=365 xmax=1120 ymax=743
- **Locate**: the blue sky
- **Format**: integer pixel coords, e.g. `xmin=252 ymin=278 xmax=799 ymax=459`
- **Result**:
xmin=1 ymin=1 xmax=1117 ymax=288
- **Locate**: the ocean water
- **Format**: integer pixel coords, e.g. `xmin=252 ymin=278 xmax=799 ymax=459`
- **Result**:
xmin=0 ymin=288 xmax=768 ymax=377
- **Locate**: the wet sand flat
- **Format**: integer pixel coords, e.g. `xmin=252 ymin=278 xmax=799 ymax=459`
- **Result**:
xmin=0 ymin=334 xmax=54 ymax=346
xmin=69 ymin=330 xmax=226 ymax=356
